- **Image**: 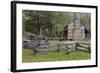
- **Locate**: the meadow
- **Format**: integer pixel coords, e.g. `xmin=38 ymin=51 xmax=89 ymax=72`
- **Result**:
xmin=22 ymin=48 xmax=91 ymax=63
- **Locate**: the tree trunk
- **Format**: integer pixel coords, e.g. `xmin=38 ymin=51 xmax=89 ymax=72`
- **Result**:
xmin=72 ymin=13 xmax=76 ymax=41
xmin=37 ymin=15 xmax=42 ymax=36
xmin=87 ymin=14 xmax=91 ymax=39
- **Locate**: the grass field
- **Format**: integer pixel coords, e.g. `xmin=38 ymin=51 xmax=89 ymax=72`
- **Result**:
xmin=22 ymin=40 xmax=91 ymax=63
xmin=22 ymin=49 xmax=91 ymax=63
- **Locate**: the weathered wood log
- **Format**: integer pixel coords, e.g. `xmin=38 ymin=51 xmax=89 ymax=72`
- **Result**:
xmin=77 ymin=43 xmax=91 ymax=53
xmin=62 ymin=41 xmax=78 ymax=54
xmin=32 ymin=35 xmax=49 ymax=55
xmin=79 ymin=43 xmax=90 ymax=45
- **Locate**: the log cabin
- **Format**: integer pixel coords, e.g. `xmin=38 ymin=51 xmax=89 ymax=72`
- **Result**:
xmin=59 ymin=13 xmax=89 ymax=41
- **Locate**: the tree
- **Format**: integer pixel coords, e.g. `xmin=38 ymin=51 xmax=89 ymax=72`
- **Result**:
xmin=23 ymin=10 xmax=57 ymax=36
xmin=23 ymin=10 xmax=71 ymax=38
xmin=80 ymin=13 xmax=91 ymax=39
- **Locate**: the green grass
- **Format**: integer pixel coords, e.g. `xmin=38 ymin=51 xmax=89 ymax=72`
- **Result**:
xmin=22 ymin=49 xmax=91 ymax=63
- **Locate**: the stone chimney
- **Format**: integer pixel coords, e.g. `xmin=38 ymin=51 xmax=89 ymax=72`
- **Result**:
xmin=73 ymin=13 xmax=80 ymax=25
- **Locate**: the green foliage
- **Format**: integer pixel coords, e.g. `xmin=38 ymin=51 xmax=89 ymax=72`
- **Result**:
xmin=22 ymin=10 xmax=71 ymax=37
xmin=80 ymin=13 xmax=91 ymax=31
xmin=23 ymin=10 xmax=56 ymax=35
xmin=23 ymin=10 xmax=91 ymax=38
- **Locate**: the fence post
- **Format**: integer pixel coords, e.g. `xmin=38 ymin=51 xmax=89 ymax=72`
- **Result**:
xmin=75 ymin=42 xmax=79 ymax=50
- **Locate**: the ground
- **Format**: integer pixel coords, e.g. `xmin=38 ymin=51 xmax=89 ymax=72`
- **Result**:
xmin=22 ymin=49 xmax=91 ymax=63
xmin=22 ymin=40 xmax=91 ymax=63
